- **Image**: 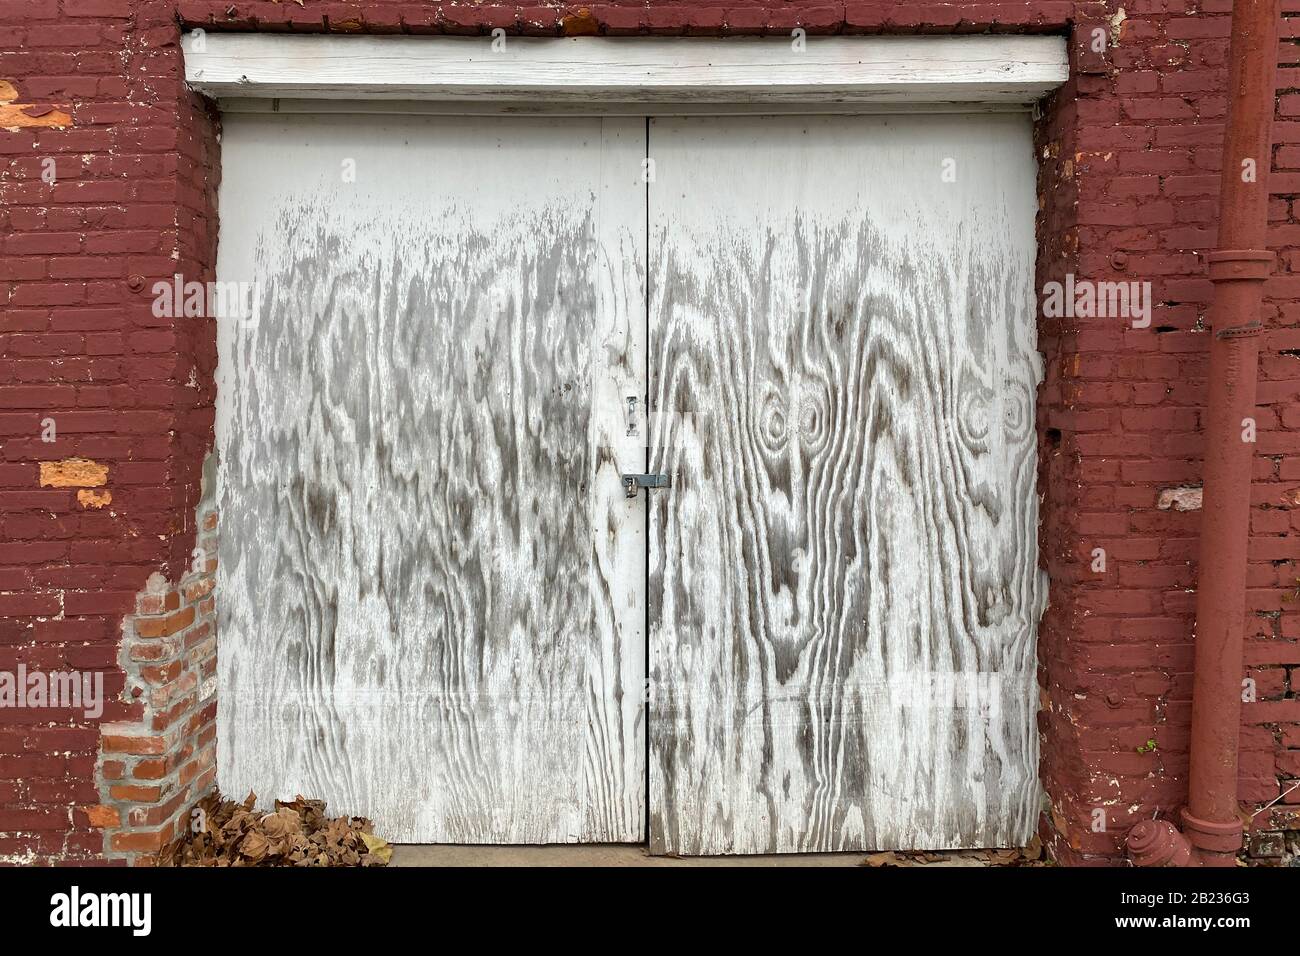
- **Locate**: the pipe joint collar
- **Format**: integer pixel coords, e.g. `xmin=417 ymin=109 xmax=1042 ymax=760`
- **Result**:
xmin=1207 ymin=249 xmax=1274 ymax=281
xmin=1180 ymin=808 xmax=1244 ymax=854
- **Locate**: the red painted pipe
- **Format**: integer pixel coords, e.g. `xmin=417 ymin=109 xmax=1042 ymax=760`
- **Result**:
xmin=1126 ymin=0 xmax=1280 ymax=867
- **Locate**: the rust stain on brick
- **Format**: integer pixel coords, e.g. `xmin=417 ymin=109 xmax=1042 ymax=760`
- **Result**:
xmin=561 ymin=7 xmax=601 ymax=36
xmin=0 ymin=78 xmax=71 ymax=130
xmin=40 ymin=457 xmax=108 ymax=488
xmin=77 ymin=488 xmax=112 ymax=509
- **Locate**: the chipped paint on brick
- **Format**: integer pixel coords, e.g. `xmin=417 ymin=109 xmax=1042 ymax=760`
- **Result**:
xmin=561 ymin=7 xmax=601 ymax=36
xmin=1110 ymin=8 xmax=1127 ymax=46
xmin=1157 ymin=486 xmax=1203 ymax=512
xmin=0 ymin=79 xmax=71 ymax=130
xmin=77 ymin=489 xmax=113 ymax=509
xmin=40 ymin=458 xmax=109 ymax=489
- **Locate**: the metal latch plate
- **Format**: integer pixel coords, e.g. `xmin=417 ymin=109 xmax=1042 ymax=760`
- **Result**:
xmin=621 ymin=473 xmax=670 ymax=498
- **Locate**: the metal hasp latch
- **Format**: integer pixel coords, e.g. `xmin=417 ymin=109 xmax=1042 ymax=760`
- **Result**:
xmin=622 ymin=473 xmax=670 ymax=499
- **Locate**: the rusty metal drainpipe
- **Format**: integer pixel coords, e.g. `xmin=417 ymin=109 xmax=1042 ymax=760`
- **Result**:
xmin=1126 ymin=0 xmax=1281 ymax=867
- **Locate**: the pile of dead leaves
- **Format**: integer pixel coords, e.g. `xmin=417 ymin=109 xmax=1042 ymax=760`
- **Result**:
xmin=154 ymin=791 xmax=392 ymax=867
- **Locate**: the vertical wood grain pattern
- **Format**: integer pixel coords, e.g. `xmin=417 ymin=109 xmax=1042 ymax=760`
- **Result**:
xmin=215 ymin=114 xmax=646 ymax=843
xmin=647 ymin=114 xmax=1047 ymax=855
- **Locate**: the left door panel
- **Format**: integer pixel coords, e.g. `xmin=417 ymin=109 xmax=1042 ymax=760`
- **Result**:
xmin=215 ymin=114 xmax=647 ymax=843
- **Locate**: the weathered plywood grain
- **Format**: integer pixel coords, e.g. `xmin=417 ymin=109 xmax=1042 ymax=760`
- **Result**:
xmin=215 ymin=114 xmax=646 ymax=843
xmin=647 ymin=114 xmax=1047 ymax=855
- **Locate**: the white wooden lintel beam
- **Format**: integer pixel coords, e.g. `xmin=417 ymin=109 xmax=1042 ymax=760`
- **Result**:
xmin=183 ymin=34 xmax=1069 ymax=107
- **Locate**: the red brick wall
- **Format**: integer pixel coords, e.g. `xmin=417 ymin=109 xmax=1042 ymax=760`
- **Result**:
xmin=0 ymin=0 xmax=1295 ymax=865
xmin=1034 ymin=0 xmax=1300 ymax=864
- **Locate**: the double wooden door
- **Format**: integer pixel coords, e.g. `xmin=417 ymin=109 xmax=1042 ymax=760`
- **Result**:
xmin=216 ymin=111 xmax=1043 ymax=854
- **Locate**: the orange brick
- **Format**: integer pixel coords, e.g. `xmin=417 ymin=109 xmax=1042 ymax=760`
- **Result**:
xmin=140 ymin=659 xmax=183 ymax=685
xmin=82 ymin=804 xmax=121 ymax=828
xmin=151 ymin=694 xmax=195 ymax=732
xmin=127 ymin=788 xmax=189 ymax=827
xmin=136 ymin=593 xmax=166 ymax=615
xmin=172 ymin=740 xmax=195 ymax=766
xmin=149 ymin=671 xmax=197 ymax=709
xmin=178 ymin=758 xmax=201 ymax=788
xmin=182 ymin=577 xmax=214 ymax=603
xmin=102 ymin=732 xmax=167 ymax=755
xmin=128 ymin=640 xmax=174 ymax=662
xmin=132 ymin=757 xmax=168 ymax=780
xmin=135 ymin=606 xmax=195 ymax=639
xmin=183 ymin=622 xmax=211 ymax=649
xmin=110 ymin=822 xmax=173 ymax=852
xmin=178 ymin=748 xmax=214 ymax=790
xmin=187 ymin=639 xmax=216 ymax=666
xmin=183 ymin=702 xmax=216 ymax=738
xmin=110 ymin=783 xmax=162 ymax=802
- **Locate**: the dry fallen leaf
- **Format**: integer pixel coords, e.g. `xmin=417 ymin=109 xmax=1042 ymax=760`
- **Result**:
xmin=239 ymin=830 xmax=271 ymax=863
xmin=360 ymin=831 xmax=393 ymax=865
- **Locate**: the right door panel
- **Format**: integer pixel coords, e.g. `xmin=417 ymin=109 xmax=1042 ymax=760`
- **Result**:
xmin=647 ymin=114 xmax=1046 ymax=855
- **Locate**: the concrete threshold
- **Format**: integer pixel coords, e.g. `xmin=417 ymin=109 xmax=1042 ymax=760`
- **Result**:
xmin=392 ymin=844 xmax=988 ymax=867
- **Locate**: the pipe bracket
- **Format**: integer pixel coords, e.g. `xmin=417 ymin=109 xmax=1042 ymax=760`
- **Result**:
xmin=1215 ymin=320 xmax=1263 ymax=340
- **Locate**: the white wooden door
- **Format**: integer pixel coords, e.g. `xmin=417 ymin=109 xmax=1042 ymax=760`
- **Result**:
xmin=217 ymin=110 xmax=1043 ymax=853
xmin=646 ymin=114 xmax=1046 ymax=855
xmin=215 ymin=114 xmax=647 ymax=843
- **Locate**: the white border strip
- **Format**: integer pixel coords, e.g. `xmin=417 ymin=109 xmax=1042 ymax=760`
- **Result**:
xmin=183 ymin=34 xmax=1068 ymax=106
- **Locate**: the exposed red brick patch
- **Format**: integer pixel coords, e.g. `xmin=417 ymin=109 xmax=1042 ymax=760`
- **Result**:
xmin=39 ymin=458 xmax=108 ymax=488
xmin=0 ymin=78 xmax=71 ymax=129
xmin=561 ymin=7 xmax=600 ymax=36
xmin=82 ymin=804 xmax=121 ymax=828
xmin=94 ymin=518 xmax=218 ymax=865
